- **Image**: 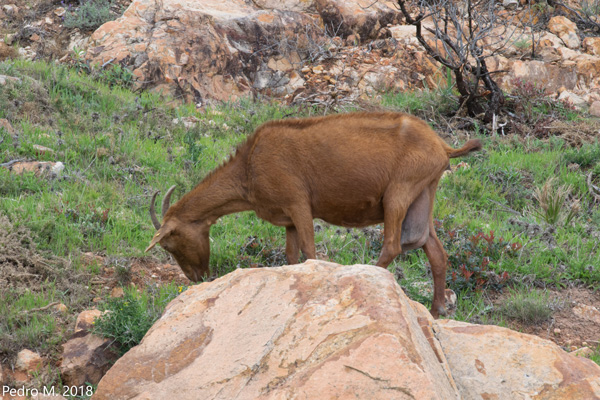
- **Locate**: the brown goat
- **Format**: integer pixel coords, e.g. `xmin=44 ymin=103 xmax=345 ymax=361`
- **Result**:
xmin=146 ymin=112 xmax=481 ymax=317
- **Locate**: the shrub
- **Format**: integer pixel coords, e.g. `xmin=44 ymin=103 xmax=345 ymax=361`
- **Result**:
xmin=435 ymin=219 xmax=517 ymax=293
xmin=96 ymin=63 xmax=134 ymax=89
xmin=63 ymin=0 xmax=116 ymax=31
xmin=93 ymin=284 xmax=184 ymax=354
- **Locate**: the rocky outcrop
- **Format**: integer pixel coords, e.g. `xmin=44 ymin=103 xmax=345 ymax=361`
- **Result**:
xmin=86 ymin=0 xmax=400 ymax=103
xmin=93 ymin=261 xmax=460 ymax=399
xmin=92 ymin=261 xmax=600 ymax=400
xmin=548 ymin=16 xmax=580 ymax=49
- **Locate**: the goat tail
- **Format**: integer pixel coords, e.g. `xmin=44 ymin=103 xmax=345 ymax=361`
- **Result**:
xmin=445 ymin=139 xmax=482 ymax=159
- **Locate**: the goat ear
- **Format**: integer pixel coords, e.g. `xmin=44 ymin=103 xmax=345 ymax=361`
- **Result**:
xmin=145 ymin=226 xmax=173 ymax=252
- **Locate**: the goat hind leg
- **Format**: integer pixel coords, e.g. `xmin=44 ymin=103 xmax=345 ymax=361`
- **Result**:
xmin=422 ymin=229 xmax=449 ymax=319
xmin=376 ymin=204 xmax=408 ymax=268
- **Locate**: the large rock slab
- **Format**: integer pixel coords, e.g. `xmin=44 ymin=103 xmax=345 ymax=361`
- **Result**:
xmin=92 ymin=261 xmax=600 ymax=399
xmin=434 ymin=319 xmax=600 ymax=399
xmin=86 ymin=0 xmax=399 ymax=103
xmin=93 ymin=261 xmax=460 ymax=399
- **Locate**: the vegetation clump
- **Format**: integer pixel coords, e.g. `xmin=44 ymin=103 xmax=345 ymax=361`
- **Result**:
xmin=63 ymin=0 xmax=117 ymax=31
xmin=498 ymin=288 xmax=556 ymax=325
xmin=93 ymin=285 xmax=185 ymax=355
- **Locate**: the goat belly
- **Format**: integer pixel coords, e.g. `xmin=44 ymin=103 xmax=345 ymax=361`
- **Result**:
xmin=313 ymin=199 xmax=385 ymax=227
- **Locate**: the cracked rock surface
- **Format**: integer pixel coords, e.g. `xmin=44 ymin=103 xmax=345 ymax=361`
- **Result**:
xmin=92 ymin=260 xmax=459 ymax=399
xmin=92 ymin=260 xmax=600 ymax=399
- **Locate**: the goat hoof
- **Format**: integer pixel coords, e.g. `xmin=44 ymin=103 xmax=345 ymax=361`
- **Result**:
xmin=430 ymin=305 xmax=447 ymax=319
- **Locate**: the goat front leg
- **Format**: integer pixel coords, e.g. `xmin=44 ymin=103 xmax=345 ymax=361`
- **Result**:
xmin=288 ymin=205 xmax=316 ymax=261
xmin=285 ymin=226 xmax=300 ymax=264
xmin=422 ymin=227 xmax=449 ymax=318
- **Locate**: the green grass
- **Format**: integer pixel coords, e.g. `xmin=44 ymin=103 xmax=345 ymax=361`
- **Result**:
xmin=93 ymin=284 xmax=184 ymax=355
xmin=2 ymin=57 xmax=600 ymax=385
xmin=497 ymin=287 xmax=556 ymax=325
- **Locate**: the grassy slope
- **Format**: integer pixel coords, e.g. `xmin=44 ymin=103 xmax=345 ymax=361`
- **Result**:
xmin=1 ymin=60 xmax=600 ymax=389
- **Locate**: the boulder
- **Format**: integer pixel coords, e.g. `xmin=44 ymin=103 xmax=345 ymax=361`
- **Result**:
xmin=314 ymin=0 xmax=400 ymax=39
xmin=92 ymin=261 xmax=600 ymax=399
xmin=435 ymin=319 xmax=600 ymax=399
xmin=86 ymin=0 xmax=400 ymax=103
xmin=93 ymin=261 xmax=460 ymax=399
xmin=548 ymin=16 xmax=580 ymax=49
xmin=583 ymin=37 xmax=600 ymax=56
xmin=60 ymin=330 xmax=119 ymax=387
xmin=497 ymin=59 xmax=578 ymax=94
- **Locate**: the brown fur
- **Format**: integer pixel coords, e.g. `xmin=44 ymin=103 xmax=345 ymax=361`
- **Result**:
xmin=147 ymin=112 xmax=482 ymax=318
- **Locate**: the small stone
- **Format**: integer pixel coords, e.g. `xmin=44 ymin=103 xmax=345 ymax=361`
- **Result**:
xmin=558 ymin=91 xmax=586 ymax=109
xmin=571 ymin=346 xmax=594 ymax=357
xmin=53 ymin=303 xmax=68 ymax=314
xmin=503 ymin=0 xmax=519 ymax=10
xmin=554 ymin=328 xmax=561 ymax=335
xmin=110 ymin=287 xmax=124 ymax=298
xmin=2 ymin=4 xmax=19 ymax=16
xmin=589 ymin=101 xmax=600 ymax=117
xmin=16 ymin=349 xmax=43 ymax=373
xmin=573 ymin=303 xmax=600 ymax=324
xmin=444 ymin=288 xmax=457 ymax=312
xmin=172 ymin=116 xmax=199 ymax=129
xmin=0 ymin=118 xmax=15 ymax=133
xmin=5 ymin=161 xmax=64 ymax=177
xmin=33 ymin=144 xmax=54 ymax=155
xmin=5 ymin=34 xmax=15 ymax=46
xmin=96 ymin=147 xmax=110 ymax=158
xmin=75 ymin=309 xmax=103 ymax=333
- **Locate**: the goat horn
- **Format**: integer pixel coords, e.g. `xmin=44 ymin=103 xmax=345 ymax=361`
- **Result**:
xmin=149 ymin=190 xmax=161 ymax=230
xmin=162 ymin=185 xmax=176 ymax=218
